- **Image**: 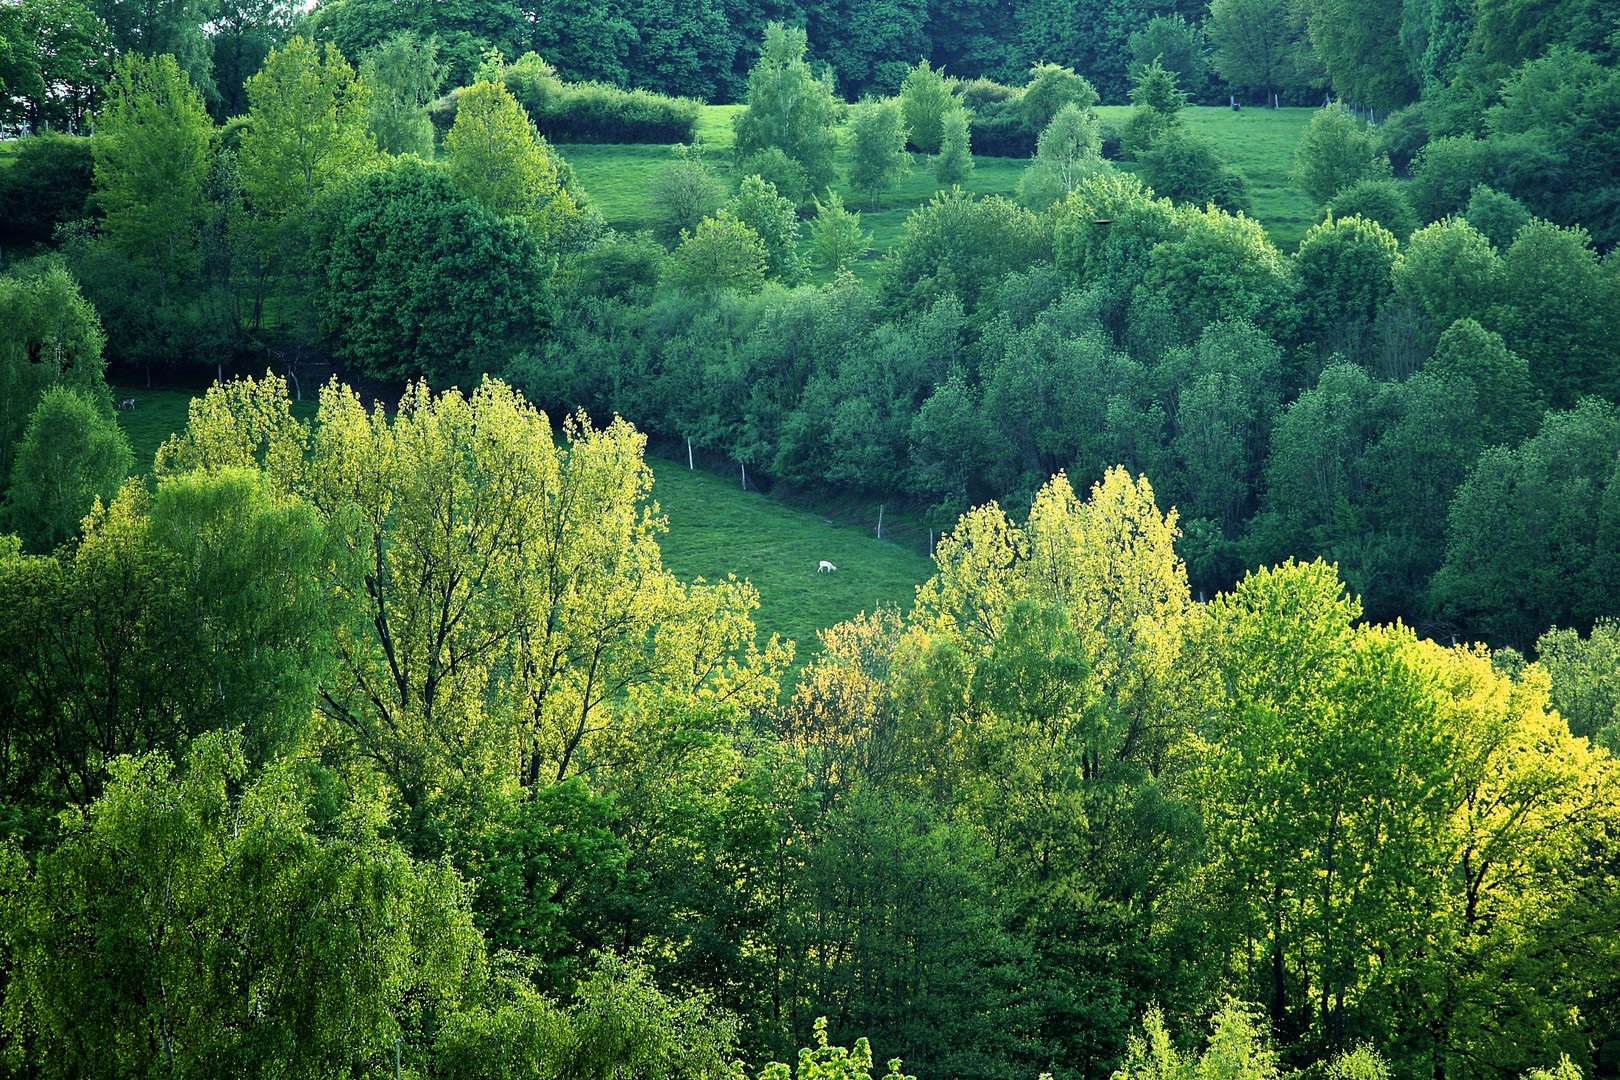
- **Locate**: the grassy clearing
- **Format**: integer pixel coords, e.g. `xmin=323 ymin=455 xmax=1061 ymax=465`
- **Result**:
xmin=112 ymin=386 xmax=936 ymax=675
xmin=563 ymin=103 xmax=1321 ymax=266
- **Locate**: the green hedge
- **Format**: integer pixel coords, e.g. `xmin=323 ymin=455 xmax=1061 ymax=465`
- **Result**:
xmin=431 ymin=67 xmax=702 ymax=146
xmin=0 ymin=135 xmax=95 ymax=246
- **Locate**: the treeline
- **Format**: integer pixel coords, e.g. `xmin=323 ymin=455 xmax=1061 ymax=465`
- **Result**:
xmin=1 ymin=370 xmax=1617 ymax=1078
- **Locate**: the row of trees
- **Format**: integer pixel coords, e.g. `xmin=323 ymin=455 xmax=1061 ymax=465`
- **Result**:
xmin=2 ymin=377 xmax=1615 ymax=1077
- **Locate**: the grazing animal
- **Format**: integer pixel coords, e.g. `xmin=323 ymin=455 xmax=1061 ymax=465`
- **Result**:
xmin=818 ymin=560 xmax=837 ymax=573
xmin=118 ymin=397 xmax=136 ymax=410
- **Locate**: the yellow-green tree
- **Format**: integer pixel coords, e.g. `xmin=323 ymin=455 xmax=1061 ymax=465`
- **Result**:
xmin=445 ymin=79 xmax=578 ymax=246
xmin=91 ymin=52 xmax=213 ymax=292
xmin=239 ymin=37 xmax=376 ymax=253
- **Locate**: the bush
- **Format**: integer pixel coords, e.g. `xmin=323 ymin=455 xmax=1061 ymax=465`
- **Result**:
xmin=900 ymin=59 xmax=955 ymax=153
xmin=960 ymin=78 xmax=1036 ymax=157
xmin=809 ymin=190 xmax=871 ymax=271
xmin=428 ymin=59 xmax=701 ymax=146
xmin=1020 ymin=63 xmax=1099 ymax=133
xmin=880 ymin=189 xmax=1050 ymax=315
xmin=1290 ymin=104 xmax=1390 ymax=204
xmin=663 ymin=212 xmax=767 ymax=293
xmin=735 ymin=147 xmax=811 ymax=209
xmin=1376 ymin=102 xmax=1429 ymax=175
xmin=649 ymin=143 xmax=726 ymax=244
xmin=0 ymin=135 xmax=95 ymax=246
xmin=1327 ymin=178 xmax=1418 ymax=239
xmin=568 ymin=231 xmax=665 ymax=302
xmin=1138 ymin=127 xmax=1248 ymax=212
xmin=728 ymin=174 xmax=802 ymax=284
xmin=1407 ymin=134 xmax=1496 ymax=223
xmin=934 ymin=107 xmax=974 ymax=185
xmin=5 ymin=385 xmax=131 ymax=553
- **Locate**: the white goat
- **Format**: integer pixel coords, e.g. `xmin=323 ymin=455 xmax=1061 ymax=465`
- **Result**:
xmin=818 ymin=560 xmax=837 ymax=573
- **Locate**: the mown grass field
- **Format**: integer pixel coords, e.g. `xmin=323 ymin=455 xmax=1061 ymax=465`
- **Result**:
xmin=112 ymin=386 xmax=936 ymax=676
xmin=563 ymin=103 xmax=1320 ymax=266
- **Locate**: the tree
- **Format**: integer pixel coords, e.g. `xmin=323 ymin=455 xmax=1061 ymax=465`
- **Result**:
xmin=1291 ymin=213 xmax=1398 ymax=350
xmin=5 ymin=385 xmax=131 ymax=552
xmin=651 ymin=142 xmax=727 ymax=245
xmin=3 ymin=0 xmax=114 ymax=131
xmin=1326 ymin=178 xmax=1417 ymax=239
xmin=0 ymin=732 xmax=480 ymax=1078
xmin=880 ymin=189 xmax=1049 ymax=315
xmin=1016 ymin=102 xmax=1104 ymax=212
xmin=1391 ymin=216 xmax=1501 ymax=331
xmin=933 ymin=106 xmax=973 ymax=185
xmin=1207 ymin=0 xmax=1315 ymax=104
xmin=728 ymin=173 xmax=802 ymax=284
xmin=899 ymin=58 xmax=954 ymax=153
xmin=359 ymin=31 xmax=443 ymax=156
xmin=0 ymin=261 xmax=109 ymax=487
xmin=1427 ymin=318 xmax=1540 ymax=442
xmin=1121 ymin=58 xmax=1187 ymax=159
xmin=321 ymin=157 xmax=547 ymax=385
xmin=444 ymin=79 xmax=578 ymax=246
xmin=664 ymin=212 xmax=768 ymax=294
xmin=207 ymin=0 xmax=294 ymax=117
xmin=91 ymin=53 xmax=213 ymax=292
xmin=1462 ymin=185 xmax=1530 ymax=250
xmin=1128 ymin=15 xmax=1207 ymax=99
xmin=809 ymin=190 xmax=871 ymax=272
xmin=239 ymin=36 xmax=377 ymax=253
xmin=1494 ymin=219 xmax=1620 ymax=407
xmin=732 ymin=23 xmax=841 ymax=197
xmin=847 ymin=98 xmax=910 ymax=211
xmin=1305 ymin=0 xmax=1418 ymax=109
xmin=1290 ymin=104 xmax=1390 ymax=204
xmin=1141 ymin=203 xmax=1294 ymax=336
xmin=89 ymin=0 xmax=215 ymax=102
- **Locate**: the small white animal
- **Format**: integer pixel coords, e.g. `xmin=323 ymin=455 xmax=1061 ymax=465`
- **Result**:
xmin=818 ymin=560 xmax=837 ymax=573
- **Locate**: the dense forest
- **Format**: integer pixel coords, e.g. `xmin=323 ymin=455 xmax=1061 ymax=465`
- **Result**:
xmin=2 ymin=0 xmax=1620 ymax=1076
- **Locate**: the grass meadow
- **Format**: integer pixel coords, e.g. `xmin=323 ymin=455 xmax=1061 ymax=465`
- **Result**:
xmin=113 ymin=386 xmax=937 ymax=680
xmin=563 ymin=103 xmax=1321 ymax=278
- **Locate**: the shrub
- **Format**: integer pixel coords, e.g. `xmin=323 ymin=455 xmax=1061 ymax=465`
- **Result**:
xmin=809 ymin=190 xmax=871 ymax=271
xmin=6 ymin=385 xmax=131 ymax=553
xmin=735 ymin=147 xmax=811 ymax=209
xmin=1017 ymin=103 xmax=1106 ymax=212
xmin=1407 ymin=134 xmax=1495 ymax=223
xmin=1121 ymin=59 xmax=1187 ymax=159
xmin=728 ymin=174 xmax=802 ymax=284
xmin=934 ymin=106 xmax=974 ymax=185
xmin=1327 ymin=178 xmax=1418 ymax=239
xmin=960 ymin=78 xmax=1035 ymax=157
xmin=1375 ymin=102 xmax=1429 ymax=175
xmin=1462 ymin=184 xmax=1530 ymax=249
xmin=880 ymin=188 xmax=1050 ymax=314
xmin=663 ymin=212 xmax=768 ymax=293
xmin=1138 ymin=126 xmax=1248 ymax=212
xmin=568 ymin=231 xmax=665 ymax=301
xmin=900 ymin=59 xmax=955 ymax=153
xmin=650 ymin=143 xmax=727 ymax=245
xmin=1020 ymin=63 xmax=1099 ymax=133
xmin=1290 ymin=103 xmax=1390 ymax=204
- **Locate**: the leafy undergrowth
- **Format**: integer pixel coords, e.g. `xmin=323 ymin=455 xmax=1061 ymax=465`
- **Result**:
xmin=114 ymin=386 xmax=935 ymax=679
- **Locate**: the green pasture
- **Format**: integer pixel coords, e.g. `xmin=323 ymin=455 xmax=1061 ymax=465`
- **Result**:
xmin=562 ymin=103 xmax=1321 ymax=267
xmin=112 ymin=386 xmax=936 ymax=673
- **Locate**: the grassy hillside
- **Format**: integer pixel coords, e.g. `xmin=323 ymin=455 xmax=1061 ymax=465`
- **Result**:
xmin=564 ymin=103 xmax=1320 ymax=267
xmin=113 ymin=386 xmax=935 ymax=674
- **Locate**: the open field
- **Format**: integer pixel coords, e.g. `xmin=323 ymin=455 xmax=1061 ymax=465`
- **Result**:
xmin=563 ymin=103 xmax=1321 ymax=266
xmin=112 ymin=386 xmax=936 ymax=677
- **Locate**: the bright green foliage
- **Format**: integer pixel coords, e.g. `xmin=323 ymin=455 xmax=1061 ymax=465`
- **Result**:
xmin=1291 ymin=213 xmax=1398 ymax=347
xmin=0 ymin=262 xmax=109 ymax=486
xmin=91 ymin=53 xmax=213 ymax=288
xmin=880 ymin=188 xmax=1049 ymax=315
xmin=1137 ymin=127 xmax=1248 ymax=213
xmin=847 ymin=98 xmax=910 ymax=211
xmin=665 ymin=212 xmax=769 ymax=294
xmin=1290 ymin=104 xmax=1391 ymax=204
xmin=320 ymin=156 xmax=545 ymax=384
xmin=1326 ymin=178 xmax=1417 ymax=240
xmin=1121 ymin=58 xmax=1187 ymax=159
xmin=1207 ymin=0 xmax=1316 ymax=102
xmin=0 ymin=732 xmax=481 ymax=1079
xmin=809 ymin=190 xmax=871 ymax=271
xmin=1392 ymin=217 xmax=1501 ymax=331
xmin=1462 ymin=184 xmax=1530 ymax=250
xmin=1325 ymin=1046 xmax=1391 ymax=1080
xmin=239 ymin=37 xmax=377 ymax=249
xmin=932 ymin=106 xmax=973 ymax=185
xmin=732 ymin=23 xmax=841 ymax=197
xmin=1432 ymin=399 xmax=1620 ymax=647
xmin=1020 ymin=63 xmax=1099 ymax=134
xmin=760 ymin=1017 xmax=873 ymax=1080
xmin=1052 ymin=170 xmax=1179 ymax=285
xmin=728 ymin=173 xmax=802 ymax=284
xmin=1538 ymin=621 xmax=1620 ymax=751
xmin=0 ymin=0 xmax=113 ymax=131
xmin=359 ymin=31 xmax=444 ymax=156
xmin=651 ymin=142 xmax=726 ymax=245
xmin=898 ymin=59 xmax=953 ymax=153
xmin=445 ymin=79 xmax=579 ymax=244
xmin=4 ymin=385 xmax=130 ymax=552
xmin=1017 ymin=102 xmax=1105 ymax=212
xmin=1141 ymin=203 xmax=1293 ymax=336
